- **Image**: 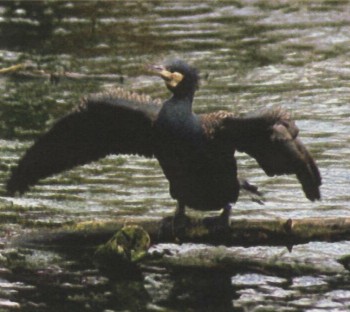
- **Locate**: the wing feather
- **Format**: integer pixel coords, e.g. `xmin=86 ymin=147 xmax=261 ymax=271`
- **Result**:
xmin=6 ymin=89 xmax=161 ymax=195
xmin=201 ymin=107 xmax=321 ymax=201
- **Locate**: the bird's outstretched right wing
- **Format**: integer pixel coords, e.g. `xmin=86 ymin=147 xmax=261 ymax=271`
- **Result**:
xmin=6 ymin=88 xmax=161 ymax=195
xmin=201 ymin=107 xmax=321 ymax=201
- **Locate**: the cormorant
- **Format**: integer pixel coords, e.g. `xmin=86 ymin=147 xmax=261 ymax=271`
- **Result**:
xmin=6 ymin=59 xmax=321 ymax=224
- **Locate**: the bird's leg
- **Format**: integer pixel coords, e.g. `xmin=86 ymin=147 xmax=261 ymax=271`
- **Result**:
xmin=219 ymin=204 xmax=232 ymax=227
xmin=173 ymin=201 xmax=189 ymax=239
xmin=174 ymin=201 xmax=186 ymax=217
xmin=158 ymin=201 xmax=188 ymax=241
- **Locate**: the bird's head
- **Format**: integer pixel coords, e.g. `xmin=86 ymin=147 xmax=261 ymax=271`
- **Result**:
xmin=150 ymin=59 xmax=199 ymax=98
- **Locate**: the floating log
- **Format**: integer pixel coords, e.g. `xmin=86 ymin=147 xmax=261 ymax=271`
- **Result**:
xmin=145 ymin=242 xmax=346 ymax=277
xmin=0 ymin=63 xmax=124 ymax=82
xmin=7 ymin=215 xmax=350 ymax=277
xmin=15 ymin=215 xmax=350 ymax=249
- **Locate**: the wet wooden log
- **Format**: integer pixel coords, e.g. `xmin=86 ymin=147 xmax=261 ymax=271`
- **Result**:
xmin=0 ymin=63 xmax=124 ymax=82
xmin=9 ymin=216 xmax=350 ymax=277
xmin=16 ymin=215 xmax=350 ymax=249
xmin=144 ymin=243 xmax=346 ymax=276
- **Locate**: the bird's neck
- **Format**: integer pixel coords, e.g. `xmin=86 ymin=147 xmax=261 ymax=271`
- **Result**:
xmin=171 ymin=94 xmax=193 ymax=113
xmin=158 ymin=95 xmax=194 ymax=123
xmin=157 ymin=95 xmax=195 ymax=131
xmin=173 ymin=88 xmax=195 ymax=103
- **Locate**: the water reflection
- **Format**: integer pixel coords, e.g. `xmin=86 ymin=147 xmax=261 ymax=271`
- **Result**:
xmin=0 ymin=0 xmax=350 ymax=311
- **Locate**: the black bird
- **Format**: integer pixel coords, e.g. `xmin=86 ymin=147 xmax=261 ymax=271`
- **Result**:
xmin=6 ymin=60 xmax=321 ymax=224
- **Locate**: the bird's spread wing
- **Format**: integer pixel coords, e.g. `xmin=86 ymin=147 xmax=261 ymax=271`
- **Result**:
xmin=200 ymin=107 xmax=321 ymax=201
xmin=7 ymin=88 xmax=162 ymax=195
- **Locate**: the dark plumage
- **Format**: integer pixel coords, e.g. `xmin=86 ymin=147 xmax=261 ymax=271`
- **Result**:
xmin=6 ymin=60 xmax=321 ymax=221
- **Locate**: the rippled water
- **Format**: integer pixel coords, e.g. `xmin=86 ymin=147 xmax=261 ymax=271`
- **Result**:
xmin=0 ymin=1 xmax=349 ymax=311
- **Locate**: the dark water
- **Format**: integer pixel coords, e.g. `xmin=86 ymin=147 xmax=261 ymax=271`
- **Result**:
xmin=0 ymin=1 xmax=350 ymax=311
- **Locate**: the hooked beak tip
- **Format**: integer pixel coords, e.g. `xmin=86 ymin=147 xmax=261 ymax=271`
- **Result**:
xmin=147 ymin=64 xmax=165 ymax=73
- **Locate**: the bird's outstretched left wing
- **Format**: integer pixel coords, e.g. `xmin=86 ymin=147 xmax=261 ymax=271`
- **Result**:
xmin=200 ymin=107 xmax=321 ymax=201
xmin=7 ymin=88 xmax=161 ymax=195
